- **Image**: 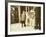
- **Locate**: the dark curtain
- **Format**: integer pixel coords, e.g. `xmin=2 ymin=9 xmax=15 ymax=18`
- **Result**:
xmin=11 ymin=6 xmax=19 ymax=24
xmin=34 ymin=7 xmax=41 ymax=30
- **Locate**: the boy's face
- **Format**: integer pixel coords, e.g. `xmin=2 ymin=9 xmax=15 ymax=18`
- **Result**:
xmin=29 ymin=10 xmax=35 ymax=18
xmin=23 ymin=11 xmax=25 ymax=14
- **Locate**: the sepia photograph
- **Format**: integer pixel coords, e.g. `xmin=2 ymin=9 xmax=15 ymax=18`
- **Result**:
xmin=7 ymin=1 xmax=45 ymax=35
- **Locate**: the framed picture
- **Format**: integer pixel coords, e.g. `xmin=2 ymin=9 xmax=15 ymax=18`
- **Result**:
xmin=5 ymin=1 xmax=45 ymax=36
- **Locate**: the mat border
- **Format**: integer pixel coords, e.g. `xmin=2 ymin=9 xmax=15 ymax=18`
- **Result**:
xmin=5 ymin=1 xmax=45 ymax=37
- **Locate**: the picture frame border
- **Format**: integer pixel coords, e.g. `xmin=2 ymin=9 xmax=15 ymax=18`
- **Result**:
xmin=5 ymin=1 xmax=45 ymax=37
